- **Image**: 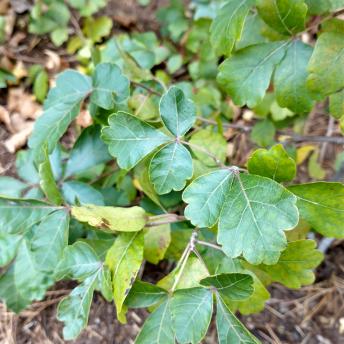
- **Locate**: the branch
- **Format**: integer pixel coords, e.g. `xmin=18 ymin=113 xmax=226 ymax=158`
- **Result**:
xmin=196 ymin=116 xmax=344 ymax=145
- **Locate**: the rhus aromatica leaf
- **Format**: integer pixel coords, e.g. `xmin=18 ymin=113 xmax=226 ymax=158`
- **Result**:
xmin=183 ymin=170 xmax=299 ymax=264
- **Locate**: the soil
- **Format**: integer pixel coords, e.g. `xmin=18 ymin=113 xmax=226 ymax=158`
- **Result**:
xmin=0 ymin=0 xmax=344 ymax=343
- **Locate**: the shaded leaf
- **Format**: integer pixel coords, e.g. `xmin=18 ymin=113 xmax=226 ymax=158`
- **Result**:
xmin=257 ymin=240 xmax=323 ymax=288
xmin=125 ymin=280 xmax=167 ymax=308
xmin=62 ymin=181 xmax=105 ymax=206
xmin=289 ymin=182 xmax=344 ymax=238
xmin=71 ymin=204 xmax=147 ymax=233
xmin=256 ymin=0 xmax=308 ymax=35
xmin=0 ymin=176 xmax=27 ymax=198
xmin=247 ymin=144 xmax=296 ymax=182
xmin=144 ymin=224 xmax=171 ymax=264
xmin=0 ymin=233 xmax=21 ymax=267
xmin=200 ymin=273 xmax=254 ymax=301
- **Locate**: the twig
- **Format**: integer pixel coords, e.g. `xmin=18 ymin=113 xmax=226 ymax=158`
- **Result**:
xmin=319 ymin=116 xmax=335 ymax=163
xmin=131 ymin=81 xmax=162 ymax=96
xmin=196 ymin=116 xmax=344 ymax=144
xmin=146 ymin=214 xmax=186 ymax=227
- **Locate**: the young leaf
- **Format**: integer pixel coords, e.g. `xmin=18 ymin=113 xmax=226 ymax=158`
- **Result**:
xmin=90 ymin=63 xmax=130 ymax=109
xmin=216 ymin=294 xmax=260 ymax=344
xmin=57 ymin=273 xmax=99 ymax=340
xmin=289 ymin=182 xmax=344 ymax=238
xmin=71 ymin=205 xmax=147 ymax=232
xmin=257 ymin=240 xmax=323 ymax=288
xmin=102 ymin=112 xmax=171 ymax=170
xmin=144 ymin=224 xmax=171 ymax=264
xmin=200 ymin=273 xmax=254 ymax=301
xmin=218 ymin=41 xmax=288 ymax=107
xmin=149 ymin=142 xmax=193 ymax=194
xmin=28 ymin=70 xmax=92 ymax=154
xmin=31 ymin=210 xmax=69 ymax=272
xmin=171 ymin=287 xmax=213 ymax=344
xmin=65 ymin=125 xmax=112 ymax=177
xmin=274 ymin=40 xmax=315 ymax=113
xmin=134 ymin=299 xmax=175 ymax=344
xmin=183 ymin=170 xmax=299 ymax=264
xmin=125 ymin=280 xmax=167 ymax=308
xmin=106 ymin=232 xmax=144 ymax=322
xmin=247 ymin=144 xmax=296 ymax=182
xmin=307 ymin=30 xmax=344 ymax=97
xmin=159 ymin=86 xmax=196 ymax=137
xmin=189 ymin=128 xmax=227 ymax=167
xmin=38 ymin=147 xmax=63 ymax=205
xmin=210 ymin=0 xmax=254 ymax=56
xmin=55 ymin=241 xmax=101 ymax=280
xmin=256 ymin=0 xmax=308 ymax=35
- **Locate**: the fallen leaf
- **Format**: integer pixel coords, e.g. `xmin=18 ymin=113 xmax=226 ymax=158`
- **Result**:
xmin=8 ymin=88 xmax=41 ymax=119
xmin=44 ymin=49 xmax=61 ymax=72
xmin=12 ymin=61 xmax=27 ymax=80
xmin=76 ymin=110 xmax=93 ymax=128
xmin=4 ymin=121 xmax=34 ymax=153
xmin=0 ymin=105 xmax=11 ymax=130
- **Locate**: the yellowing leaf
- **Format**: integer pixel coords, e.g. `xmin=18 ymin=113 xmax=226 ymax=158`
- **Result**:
xmin=71 ymin=205 xmax=147 ymax=233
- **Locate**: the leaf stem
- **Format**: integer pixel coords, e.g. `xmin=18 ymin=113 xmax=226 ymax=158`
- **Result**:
xmin=192 ymin=247 xmax=210 ymax=276
xmin=146 ymin=214 xmax=186 ymax=227
xmin=131 ymin=81 xmax=162 ymax=96
xmin=196 ymin=240 xmax=223 ymax=251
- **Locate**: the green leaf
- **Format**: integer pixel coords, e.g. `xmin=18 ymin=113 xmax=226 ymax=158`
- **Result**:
xmin=105 ymin=232 xmax=144 ymax=321
xmin=0 ymin=198 xmax=59 ymax=235
xmin=30 ymin=210 xmax=69 ymax=272
xmin=171 ymin=287 xmax=213 ymax=344
xmin=83 ymin=16 xmax=112 ymax=43
xmin=256 ymin=0 xmax=308 ymax=35
xmin=38 ymin=147 xmax=63 ymax=205
xmin=330 ymin=89 xmax=344 ymax=119
xmin=307 ymin=31 xmax=344 ymax=97
xmin=289 ymin=182 xmax=344 ymax=238
xmin=57 ymin=272 xmax=99 ymax=340
xmin=248 ymin=144 xmax=296 ymax=182
xmin=183 ymin=170 xmax=299 ymax=264
xmin=14 ymin=240 xmax=53 ymax=301
xmin=149 ymin=142 xmax=193 ymax=194
xmin=65 ymin=125 xmax=111 ymax=177
xmin=125 ymin=280 xmax=167 ymax=308
xmin=189 ymin=128 xmax=227 ymax=167
xmin=0 ymin=233 xmax=21 ymax=267
xmin=250 ymin=119 xmax=276 ymax=147
xmin=33 ymin=70 xmax=49 ymax=103
xmin=257 ymin=240 xmax=323 ymax=288
xmin=134 ymin=299 xmax=175 ymax=344
xmin=216 ymin=294 xmax=260 ymax=344
xmin=274 ymin=40 xmax=315 ymax=113
xmin=55 ymin=241 xmax=101 ymax=280
xmin=218 ymin=41 xmax=288 ymax=107
xmin=102 ymin=112 xmax=171 ymax=170
xmin=159 ymin=86 xmax=196 ymax=137
xmin=210 ymin=0 xmax=254 ymax=56
xmin=144 ymin=224 xmax=171 ymax=264
xmin=71 ymin=205 xmax=147 ymax=233
xmin=68 ymin=0 xmax=107 ymax=17
xmin=0 ymin=265 xmax=31 ymax=313
xmin=62 ymin=181 xmax=105 ymax=206
xmin=0 ymin=176 xmax=27 ymax=198
xmin=51 ymin=27 xmax=69 ymax=46
xmin=91 ymin=63 xmax=130 ymax=110
xmin=200 ymin=273 xmax=254 ymax=301
xmin=28 ymin=70 xmax=92 ymax=154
